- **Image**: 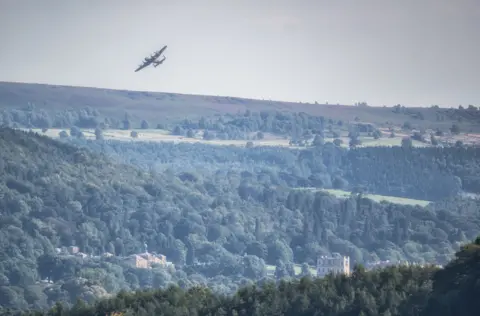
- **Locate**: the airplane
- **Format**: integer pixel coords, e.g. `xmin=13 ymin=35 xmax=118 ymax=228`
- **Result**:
xmin=134 ymin=45 xmax=168 ymax=72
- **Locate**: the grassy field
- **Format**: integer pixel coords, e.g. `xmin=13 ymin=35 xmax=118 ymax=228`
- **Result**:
xmin=355 ymin=136 xmax=430 ymax=148
xmin=28 ymin=128 xmax=296 ymax=148
xmin=28 ymin=127 xmax=435 ymax=149
xmin=324 ymin=136 xmax=431 ymax=148
xmin=297 ymin=188 xmax=431 ymax=207
xmin=2 ymin=81 xmax=478 ymax=132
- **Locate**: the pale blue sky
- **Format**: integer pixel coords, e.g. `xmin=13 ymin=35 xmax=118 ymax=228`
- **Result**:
xmin=1 ymin=0 xmax=479 ymax=107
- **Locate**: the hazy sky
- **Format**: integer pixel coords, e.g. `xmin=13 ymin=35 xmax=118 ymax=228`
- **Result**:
xmin=1 ymin=0 xmax=479 ymax=107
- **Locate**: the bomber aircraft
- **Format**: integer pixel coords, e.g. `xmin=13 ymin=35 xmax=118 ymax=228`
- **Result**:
xmin=134 ymin=45 xmax=167 ymax=72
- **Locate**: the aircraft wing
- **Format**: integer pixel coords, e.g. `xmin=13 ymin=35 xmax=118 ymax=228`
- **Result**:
xmin=152 ymin=45 xmax=168 ymax=59
xmin=134 ymin=60 xmax=152 ymax=72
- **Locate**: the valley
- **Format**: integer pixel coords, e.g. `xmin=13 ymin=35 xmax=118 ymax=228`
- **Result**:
xmin=0 ymin=82 xmax=479 ymax=314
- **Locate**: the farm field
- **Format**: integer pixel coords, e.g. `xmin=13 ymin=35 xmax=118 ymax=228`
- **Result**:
xmin=355 ymin=136 xmax=430 ymax=148
xmin=27 ymin=128 xmax=433 ymax=149
xmin=26 ymin=128 xmax=295 ymax=148
xmin=296 ymin=188 xmax=432 ymax=207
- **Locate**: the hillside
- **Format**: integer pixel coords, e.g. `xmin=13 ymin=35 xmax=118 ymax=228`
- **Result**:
xmin=60 ymin=136 xmax=480 ymax=200
xmin=1 ymin=81 xmax=479 ymax=132
xmin=1 ymin=127 xmax=480 ymax=310
xmin=8 ymin=237 xmax=480 ymax=316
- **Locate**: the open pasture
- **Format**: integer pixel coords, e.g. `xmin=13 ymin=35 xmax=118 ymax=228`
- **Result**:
xmin=28 ymin=127 xmax=439 ymax=149
xmin=28 ymin=128 xmax=295 ymax=148
xmin=297 ymin=188 xmax=432 ymax=207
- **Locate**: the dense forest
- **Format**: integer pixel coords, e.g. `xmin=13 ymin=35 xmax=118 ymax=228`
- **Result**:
xmin=63 ymin=136 xmax=480 ymax=199
xmin=3 ymin=236 xmax=479 ymax=316
xmin=0 ymin=105 xmax=119 ymax=130
xmin=0 ymin=127 xmax=479 ymax=311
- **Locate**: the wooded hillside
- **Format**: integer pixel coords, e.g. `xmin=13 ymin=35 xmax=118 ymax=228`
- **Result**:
xmin=5 ymin=236 xmax=480 ymax=316
xmin=0 ymin=128 xmax=479 ymax=311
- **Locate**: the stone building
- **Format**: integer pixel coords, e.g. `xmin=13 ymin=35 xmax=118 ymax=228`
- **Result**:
xmin=316 ymin=253 xmax=351 ymax=277
xmin=123 ymin=254 xmax=149 ymax=269
xmin=123 ymin=252 xmax=170 ymax=269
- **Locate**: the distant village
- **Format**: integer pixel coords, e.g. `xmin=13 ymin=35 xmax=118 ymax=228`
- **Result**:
xmin=48 ymin=246 xmax=442 ymax=282
xmin=54 ymin=244 xmax=175 ymax=269
xmin=293 ymin=253 xmax=442 ymax=279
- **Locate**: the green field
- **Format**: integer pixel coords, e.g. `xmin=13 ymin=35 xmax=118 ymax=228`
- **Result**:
xmin=28 ymin=127 xmax=434 ymax=150
xmin=356 ymin=136 xmax=430 ymax=148
xmin=27 ymin=128 xmax=296 ymax=148
xmin=324 ymin=136 xmax=430 ymax=148
xmin=297 ymin=188 xmax=431 ymax=207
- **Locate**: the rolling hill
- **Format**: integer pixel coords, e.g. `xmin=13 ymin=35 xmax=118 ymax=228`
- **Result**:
xmin=1 ymin=81 xmax=478 ymax=131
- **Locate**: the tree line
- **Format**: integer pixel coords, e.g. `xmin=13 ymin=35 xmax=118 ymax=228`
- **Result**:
xmin=3 ymin=236 xmax=479 ymax=316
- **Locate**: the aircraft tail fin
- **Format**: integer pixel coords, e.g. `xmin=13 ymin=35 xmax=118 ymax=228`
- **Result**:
xmin=153 ymin=56 xmax=166 ymax=67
